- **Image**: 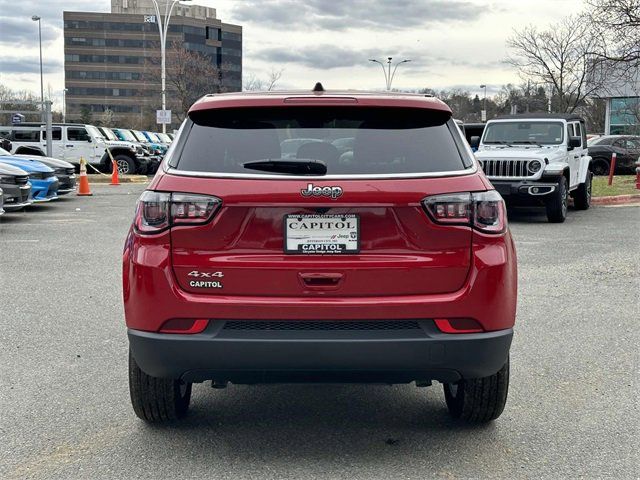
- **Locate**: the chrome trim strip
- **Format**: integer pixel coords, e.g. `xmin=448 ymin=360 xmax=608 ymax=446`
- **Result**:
xmin=162 ymin=163 xmax=478 ymax=180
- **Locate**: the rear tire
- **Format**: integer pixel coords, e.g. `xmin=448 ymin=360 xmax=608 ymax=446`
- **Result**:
xmin=573 ymin=172 xmax=592 ymax=210
xmin=443 ymin=359 xmax=509 ymax=423
xmin=545 ymin=176 xmax=568 ymax=223
xmin=591 ymin=158 xmax=609 ymax=176
xmin=128 ymin=349 xmax=192 ymax=423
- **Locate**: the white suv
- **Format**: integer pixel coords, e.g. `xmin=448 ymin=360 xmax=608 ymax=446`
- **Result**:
xmin=7 ymin=123 xmax=149 ymax=174
xmin=474 ymin=114 xmax=592 ymax=223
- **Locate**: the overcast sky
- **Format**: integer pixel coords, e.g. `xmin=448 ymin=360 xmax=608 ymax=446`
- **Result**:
xmin=0 ymin=0 xmax=585 ymax=109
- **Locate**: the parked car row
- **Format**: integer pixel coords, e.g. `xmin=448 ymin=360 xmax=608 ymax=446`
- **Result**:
xmin=0 ymin=146 xmax=76 ymax=215
xmin=0 ymin=124 xmax=174 ymax=175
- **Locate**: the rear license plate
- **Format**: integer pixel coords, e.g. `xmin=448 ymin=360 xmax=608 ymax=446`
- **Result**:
xmin=284 ymin=214 xmax=359 ymax=254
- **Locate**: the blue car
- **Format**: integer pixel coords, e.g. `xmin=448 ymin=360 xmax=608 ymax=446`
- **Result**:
xmin=0 ymin=157 xmax=59 ymax=202
xmin=141 ymin=131 xmax=168 ymax=155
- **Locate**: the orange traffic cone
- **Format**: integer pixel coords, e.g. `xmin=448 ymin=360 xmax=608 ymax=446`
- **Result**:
xmin=110 ymin=159 xmax=120 ymax=186
xmin=77 ymin=157 xmax=93 ymax=196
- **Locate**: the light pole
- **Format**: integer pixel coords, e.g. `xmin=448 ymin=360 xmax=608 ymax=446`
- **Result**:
xmin=150 ymin=0 xmax=192 ymax=134
xmin=31 ymin=15 xmax=44 ymax=121
xmin=480 ymin=84 xmax=487 ymax=122
xmin=62 ymin=88 xmax=68 ymax=123
xmin=369 ymin=57 xmax=411 ymax=91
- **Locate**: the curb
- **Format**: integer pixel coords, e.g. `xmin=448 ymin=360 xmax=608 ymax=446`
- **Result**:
xmin=87 ymin=174 xmax=149 ymax=184
xmin=592 ymin=194 xmax=640 ymax=205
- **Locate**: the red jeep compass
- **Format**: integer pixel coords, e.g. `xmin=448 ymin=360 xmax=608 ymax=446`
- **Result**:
xmin=124 ymin=87 xmax=517 ymax=424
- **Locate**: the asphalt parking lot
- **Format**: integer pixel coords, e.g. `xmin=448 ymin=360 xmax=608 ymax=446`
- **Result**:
xmin=0 ymin=184 xmax=638 ymax=479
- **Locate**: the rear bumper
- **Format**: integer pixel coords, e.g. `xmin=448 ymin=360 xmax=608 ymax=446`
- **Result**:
xmin=128 ymin=321 xmax=513 ymax=383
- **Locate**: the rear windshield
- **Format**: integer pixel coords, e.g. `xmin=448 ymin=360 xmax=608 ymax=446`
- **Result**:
xmin=173 ymin=107 xmax=470 ymax=176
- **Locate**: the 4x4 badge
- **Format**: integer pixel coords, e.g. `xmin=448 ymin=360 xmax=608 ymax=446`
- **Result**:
xmin=300 ymin=183 xmax=343 ymax=200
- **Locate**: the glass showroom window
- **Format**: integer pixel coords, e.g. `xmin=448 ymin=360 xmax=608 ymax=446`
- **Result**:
xmin=610 ymin=97 xmax=640 ymax=135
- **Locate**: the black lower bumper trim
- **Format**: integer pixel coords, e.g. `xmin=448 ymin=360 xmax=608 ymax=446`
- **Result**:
xmin=492 ymin=180 xmax=560 ymax=205
xmin=128 ymin=320 xmax=513 ymax=384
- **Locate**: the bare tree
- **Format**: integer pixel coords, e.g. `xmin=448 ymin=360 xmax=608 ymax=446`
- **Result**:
xmin=145 ymin=44 xmax=224 ymax=123
xmin=101 ymin=108 xmax=116 ymax=128
xmin=585 ymin=0 xmax=640 ymax=67
xmin=0 ymin=83 xmax=41 ymax=124
xmin=266 ymin=68 xmax=284 ymax=90
xmin=243 ymin=68 xmax=284 ymax=91
xmin=243 ymin=73 xmax=265 ymax=91
xmin=507 ymin=16 xmax=606 ymax=113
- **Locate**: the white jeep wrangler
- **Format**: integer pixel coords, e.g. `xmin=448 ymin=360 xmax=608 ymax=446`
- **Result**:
xmin=473 ymin=114 xmax=592 ymax=223
xmin=6 ymin=123 xmax=149 ymax=174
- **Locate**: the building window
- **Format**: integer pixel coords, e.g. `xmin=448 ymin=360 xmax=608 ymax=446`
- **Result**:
xmin=609 ymin=97 xmax=640 ymax=134
xmin=221 ymin=31 xmax=241 ymax=42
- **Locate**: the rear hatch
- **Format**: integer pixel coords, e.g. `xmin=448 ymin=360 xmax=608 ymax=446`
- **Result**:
xmin=163 ymin=103 xmax=480 ymax=297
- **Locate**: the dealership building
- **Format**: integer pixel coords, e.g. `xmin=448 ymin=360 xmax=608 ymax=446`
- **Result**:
xmin=63 ymin=0 xmax=242 ymax=128
xmin=592 ymin=65 xmax=640 ymax=135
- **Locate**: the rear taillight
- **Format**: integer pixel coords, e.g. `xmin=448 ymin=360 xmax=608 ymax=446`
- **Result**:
xmin=134 ymin=191 xmax=221 ymax=234
xmin=134 ymin=191 xmax=170 ymax=233
xmin=422 ymin=190 xmax=507 ymax=234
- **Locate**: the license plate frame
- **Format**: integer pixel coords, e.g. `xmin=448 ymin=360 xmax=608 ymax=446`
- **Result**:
xmin=284 ymin=214 xmax=360 ymax=255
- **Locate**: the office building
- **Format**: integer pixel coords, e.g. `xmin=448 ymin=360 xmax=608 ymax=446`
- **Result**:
xmin=64 ymin=1 xmax=242 ymax=128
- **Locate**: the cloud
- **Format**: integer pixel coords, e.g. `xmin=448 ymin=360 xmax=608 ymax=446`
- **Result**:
xmin=0 ymin=0 xmax=107 ymax=20
xmin=231 ymin=0 xmax=484 ymax=31
xmin=251 ymin=44 xmax=504 ymax=72
xmin=0 ymin=57 xmax=63 ymax=75
xmin=0 ymin=0 xmax=109 ymax=47
xmin=0 ymin=17 xmax=59 ymax=46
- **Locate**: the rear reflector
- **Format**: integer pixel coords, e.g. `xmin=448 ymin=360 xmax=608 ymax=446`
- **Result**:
xmin=434 ymin=318 xmax=483 ymax=334
xmin=159 ymin=318 xmax=209 ymax=334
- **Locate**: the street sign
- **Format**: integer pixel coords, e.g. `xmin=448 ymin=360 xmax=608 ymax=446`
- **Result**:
xmin=481 ymin=110 xmax=487 ymax=122
xmin=156 ymin=109 xmax=171 ymax=124
xmin=12 ymin=113 xmax=25 ymax=124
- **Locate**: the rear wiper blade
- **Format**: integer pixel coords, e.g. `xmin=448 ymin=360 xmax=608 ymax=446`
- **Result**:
xmin=242 ymin=158 xmax=327 ymax=176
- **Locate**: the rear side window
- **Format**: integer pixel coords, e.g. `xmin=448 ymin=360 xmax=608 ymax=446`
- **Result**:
xmin=174 ymin=107 xmax=471 ymax=175
xmin=43 ymin=127 xmax=62 ymax=140
xmin=12 ymin=129 xmax=40 ymax=142
xmin=67 ymin=127 xmax=89 ymax=141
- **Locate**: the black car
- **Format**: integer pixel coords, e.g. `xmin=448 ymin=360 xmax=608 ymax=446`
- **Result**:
xmin=0 ymin=162 xmax=32 ymax=211
xmin=587 ymin=135 xmax=640 ymax=175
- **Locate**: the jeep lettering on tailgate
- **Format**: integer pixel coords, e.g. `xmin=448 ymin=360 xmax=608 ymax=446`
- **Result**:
xmin=300 ymin=183 xmax=343 ymax=199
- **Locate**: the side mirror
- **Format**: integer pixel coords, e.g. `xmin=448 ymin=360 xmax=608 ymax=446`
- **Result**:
xmin=568 ymin=137 xmax=581 ymax=150
xmin=470 ymin=136 xmax=480 ymax=149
